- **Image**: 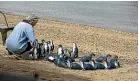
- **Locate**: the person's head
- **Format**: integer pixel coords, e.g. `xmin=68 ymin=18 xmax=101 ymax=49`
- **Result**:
xmin=25 ymin=14 xmax=39 ymax=27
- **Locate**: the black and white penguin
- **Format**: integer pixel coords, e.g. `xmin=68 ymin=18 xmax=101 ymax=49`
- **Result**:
xmin=79 ymin=60 xmax=96 ymax=70
xmin=45 ymin=40 xmax=54 ymax=56
xmin=109 ymin=55 xmax=118 ymax=62
xmin=63 ymin=49 xmax=75 ymax=62
xmin=67 ymin=59 xmax=82 ymax=70
xmin=95 ymin=54 xmax=112 ymax=63
xmin=44 ymin=42 xmax=49 ymax=53
xmin=64 ymin=49 xmax=71 ymax=57
xmin=54 ymin=57 xmax=68 ymax=68
xmin=43 ymin=41 xmax=50 ymax=58
xmin=94 ymin=55 xmax=120 ymax=70
xmin=79 ymin=53 xmax=95 ymax=62
xmin=33 ymin=39 xmax=42 ymax=59
xmin=94 ymin=60 xmax=108 ymax=69
xmin=50 ymin=39 xmax=54 ymax=53
xmin=47 ymin=41 xmax=52 ymax=55
xmin=71 ymin=43 xmax=78 ymax=58
xmin=107 ymin=55 xmax=120 ymax=69
xmin=33 ymin=39 xmax=39 ymax=60
xmin=40 ymin=39 xmax=45 ymax=57
xmin=57 ymin=44 xmax=64 ymax=58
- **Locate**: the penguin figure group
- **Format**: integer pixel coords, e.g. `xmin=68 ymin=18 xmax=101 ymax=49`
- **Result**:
xmin=47 ymin=52 xmax=120 ymax=70
xmin=33 ymin=39 xmax=54 ymax=60
xmin=32 ymin=39 xmax=120 ymax=70
xmin=48 ymin=47 xmax=120 ymax=70
xmin=79 ymin=54 xmax=120 ymax=70
xmin=56 ymin=53 xmax=119 ymax=70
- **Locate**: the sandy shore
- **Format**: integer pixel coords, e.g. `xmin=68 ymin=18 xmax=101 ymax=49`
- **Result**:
xmin=0 ymin=13 xmax=138 ymax=81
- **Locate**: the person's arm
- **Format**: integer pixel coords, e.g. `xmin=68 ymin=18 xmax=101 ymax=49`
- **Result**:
xmin=25 ymin=26 xmax=36 ymax=48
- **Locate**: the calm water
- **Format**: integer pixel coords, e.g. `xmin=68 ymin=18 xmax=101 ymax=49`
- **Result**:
xmin=0 ymin=1 xmax=138 ymax=33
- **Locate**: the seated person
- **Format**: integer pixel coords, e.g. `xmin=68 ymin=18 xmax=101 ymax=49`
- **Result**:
xmin=6 ymin=14 xmax=39 ymax=59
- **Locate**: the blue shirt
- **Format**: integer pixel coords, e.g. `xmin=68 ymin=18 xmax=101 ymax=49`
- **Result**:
xmin=6 ymin=22 xmax=36 ymax=53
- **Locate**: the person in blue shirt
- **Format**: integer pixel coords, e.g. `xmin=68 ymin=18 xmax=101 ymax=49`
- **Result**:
xmin=6 ymin=14 xmax=39 ymax=56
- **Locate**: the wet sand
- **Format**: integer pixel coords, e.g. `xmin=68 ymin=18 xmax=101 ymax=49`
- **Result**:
xmin=0 ymin=13 xmax=138 ymax=81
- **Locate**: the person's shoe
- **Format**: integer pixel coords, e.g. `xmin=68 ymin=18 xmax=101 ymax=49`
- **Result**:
xmin=6 ymin=48 xmax=13 ymax=55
